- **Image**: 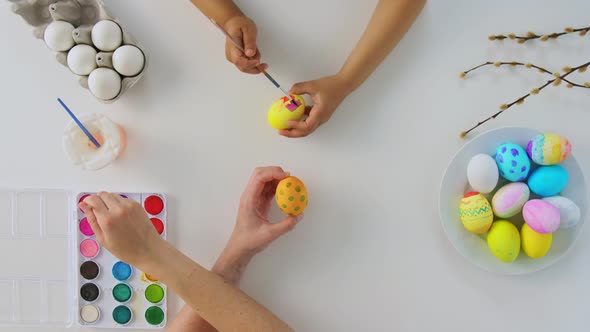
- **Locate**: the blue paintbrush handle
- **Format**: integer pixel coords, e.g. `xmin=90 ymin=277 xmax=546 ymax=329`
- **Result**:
xmin=261 ymin=71 xmax=280 ymax=88
xmin=57 ymin=98 xmax=101 ymax=148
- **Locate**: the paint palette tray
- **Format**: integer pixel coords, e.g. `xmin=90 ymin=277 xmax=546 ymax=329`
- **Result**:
xmin=0 ymin=190 xmax=168 ymax=329
xmin=75 ymin=192 xmax=167 ymax=329
xmin=0 ymin=190 xmax=72 ymax=327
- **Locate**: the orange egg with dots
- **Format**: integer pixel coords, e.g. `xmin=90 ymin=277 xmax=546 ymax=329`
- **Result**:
xmin=275 ymin=176 xmax=308 ymax=216
xmin=267 ymin=95 xmax=306 ymax=130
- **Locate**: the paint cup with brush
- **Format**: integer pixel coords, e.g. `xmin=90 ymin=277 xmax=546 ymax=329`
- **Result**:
xmin=59 ymin=98 xmax=126 ymax=170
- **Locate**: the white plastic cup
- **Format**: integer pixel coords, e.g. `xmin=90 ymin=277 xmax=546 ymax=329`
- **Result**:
xmin=62 ymin=113 xmax=126 ymax=170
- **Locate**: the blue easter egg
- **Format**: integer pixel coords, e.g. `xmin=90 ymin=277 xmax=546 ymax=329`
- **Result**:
xmin=495 ymin=143 xmax=531 ymax=182
xmin=528 ymin=165 xmax=569 ymax=197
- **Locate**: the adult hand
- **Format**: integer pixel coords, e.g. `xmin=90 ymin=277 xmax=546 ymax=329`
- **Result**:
xmin=79 ymin=192 xmax=164 ymax=269
xmin=223 ymin=167 xmax=303 ymax=261
xmin=279 ymin=74 xmax=353 ymax=138
xmin=224 ymin=15 xmax=267 ymax=74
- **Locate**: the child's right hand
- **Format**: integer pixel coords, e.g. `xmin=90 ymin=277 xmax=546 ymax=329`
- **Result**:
xmin=223 ymin=15 xmax=267 ymax=74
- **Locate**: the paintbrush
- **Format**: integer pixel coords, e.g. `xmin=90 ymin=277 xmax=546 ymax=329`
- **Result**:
xmin=210 ymin=19 xmax=297 ymax=106
xmin=57 ymin=98 xmax=101 ymax=148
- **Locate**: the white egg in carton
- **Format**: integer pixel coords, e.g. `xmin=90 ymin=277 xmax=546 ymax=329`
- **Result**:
xmin=10 ymin=0 xmax=147 ymax=103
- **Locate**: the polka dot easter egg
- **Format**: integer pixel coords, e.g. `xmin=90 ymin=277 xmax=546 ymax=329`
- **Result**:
xmin=276 ymin=176 xmax=308 ymax=216
xmin=459 ymin=192 xmax=493 ymax=234
xmin=526 ymin=133 xmax=572 ymax=166
xmin=268 ymin=95 xmax=306 ymax=130
xmin=495 ymin=143 xmax=530 ymax=182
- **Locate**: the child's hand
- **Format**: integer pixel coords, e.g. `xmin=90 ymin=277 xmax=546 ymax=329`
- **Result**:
xmin=223 ymin=15 xmax=267 ymax=74
xmin=219 ymin=167 xmax=303 ymax=268
xmin=79 ymin=192 xmax=165 ymax=269
xmin=279 ymin=75 xmax=353 ymax=138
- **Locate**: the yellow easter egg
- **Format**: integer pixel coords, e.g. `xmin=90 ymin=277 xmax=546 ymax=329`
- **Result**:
xmin=275 ymin=176 xmax=308 ymax=216
xmin=487 ymin=220 xmax=520 ymax=263
xmin=521 ymin=223 xmax=552 ymax=259
xmin=267 ymin=95 xmax=306 ymax=130
xmin=459 ymin=192 xmax=493 ymax=234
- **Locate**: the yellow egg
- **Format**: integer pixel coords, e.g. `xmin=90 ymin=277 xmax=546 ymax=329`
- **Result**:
xmin=521 ymin=223 xmax=552 ymax=259
xmin=459 ymin=192 xmax=493 ymax=234
xmin=267 ymin=95 xmax=306 ymax=130
xmin=275 ymin=176 xmax=308 ymax=216
xmin=487 ymin=220 xmax=520 ymax=263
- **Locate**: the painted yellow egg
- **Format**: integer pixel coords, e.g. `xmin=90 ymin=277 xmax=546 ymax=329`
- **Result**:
xmin=459 ymin=192 xmax=493 ymax=234
xmin=267 ymin=95 xmax=306 ymax=130
xmin=275 ymin=176 xmax=308 ymax=216
xmin=487 ymin=220 xmax=520 ymax=263
xmin=521 ymin=223 xmax=552 ymax=259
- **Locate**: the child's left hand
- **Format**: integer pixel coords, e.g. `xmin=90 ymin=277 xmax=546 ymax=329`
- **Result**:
xmin=279 ymin=74 xmax=353 ymax=138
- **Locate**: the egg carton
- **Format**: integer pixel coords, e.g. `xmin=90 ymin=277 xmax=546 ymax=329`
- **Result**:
xmin=9 ymin=0 xmax=147 ymax=103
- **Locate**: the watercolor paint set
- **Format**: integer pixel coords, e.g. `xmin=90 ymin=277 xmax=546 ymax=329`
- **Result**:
xmin=0 ymin=190 xmax=168 ymax=329
xmin=75 ymin=192 xmax=167 ymax=328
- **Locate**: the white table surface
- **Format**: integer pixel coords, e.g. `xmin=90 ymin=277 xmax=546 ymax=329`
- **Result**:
xmin=1 ymin=0 xmax=590 ymax=331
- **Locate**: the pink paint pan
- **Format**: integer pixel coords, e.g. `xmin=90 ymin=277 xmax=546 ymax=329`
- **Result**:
xmin=79 ymin=217 xmax=94 ymax=236
xmin=80 ymin=239 xmax=100 ymax=259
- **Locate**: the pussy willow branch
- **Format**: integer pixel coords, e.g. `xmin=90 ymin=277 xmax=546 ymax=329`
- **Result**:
xmin=461 ymin=61 xmax=590 ymax=88
xmin=460 ymin=60 xmax=590 ymax=138
xmin=489 ymin=26 xmax=590 ymax=43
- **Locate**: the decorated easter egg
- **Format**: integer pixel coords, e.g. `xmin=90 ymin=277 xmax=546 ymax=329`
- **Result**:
xmin=467 ymin=154 xmax=499 ymax=193
xmin=543 ymin=196 xmax=581 ymax=229
xmin=526 ymin=133 xmax=572 ymax=165
xmin=67 ymin=45 xmax=97 ymax=75
xmin=88 ymin=68 xmax=122 ymax=100
xmin=528 ymin=165 xmax=569 ymax=197
xmin=523 ymin=199 xmax=560 ymax=234
xmin=275 ymin=176 xmax=308 ymax=216
xmin=492 ymin=182 xmax=530 ymax=218
xmin=487 ymin=220 xmax=520 ymax=263
xmin=495 ymin=143 xmax=530 ymax=182
xmin=91 ymin=20 xmax=123 ymax=52
xmin=44 ymin=21 xmax=75 ymax=52
xmin=113 ymin=45 xmax=145 ymax=77
xmin=268 ymin=95 xmax=306 ymax=130
xmin=521 ymin=223 xmax=552 ymax=259
xmin=459 ymin=192 xmax=493 ymax=234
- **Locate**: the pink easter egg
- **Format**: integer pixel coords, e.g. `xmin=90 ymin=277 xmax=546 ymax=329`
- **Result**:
xmin=523 ymin=199 xmax=561 ymax=234
xmin=492 ymin=182 xmax=530 ymax=218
